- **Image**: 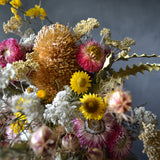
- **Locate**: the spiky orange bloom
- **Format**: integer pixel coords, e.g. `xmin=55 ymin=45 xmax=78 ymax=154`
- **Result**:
xmin=30 ymin=23 xmax=79 ymax=103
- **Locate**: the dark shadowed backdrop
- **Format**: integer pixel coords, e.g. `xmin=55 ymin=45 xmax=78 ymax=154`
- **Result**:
xmin=0 ymin=0 xmax=160 ymax=159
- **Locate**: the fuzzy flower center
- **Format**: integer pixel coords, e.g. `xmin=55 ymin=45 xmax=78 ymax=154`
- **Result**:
xmin=85 ymin=119 xmax=105 ymax=134
xmin=84 ymin=98 xmax=99 ymax=113
xmin=116 ymin=135 xmax=127 ymax=148
xmin=27 ymin=87 xmax=34 ymax=93
xmin=77 ymin=77 xmax=87 ymax=87
xmin=2 ymin=49 xmax=11 ymax=57
xmin=87 ymin=46 xmax=101 ymax=60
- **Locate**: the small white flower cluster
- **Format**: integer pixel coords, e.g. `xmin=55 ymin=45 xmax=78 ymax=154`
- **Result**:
xmin=134 ymin=106 xmax=159 ymax=132
xmin=0 ymin=63 xmax=15 ymax=89
xmin=10 ymin=88 xmax=44 ymax=122
xmin=43 ymin=86 xmax=81 ymax=133
xmin=20 ymin=33 xmax=36 ymax=49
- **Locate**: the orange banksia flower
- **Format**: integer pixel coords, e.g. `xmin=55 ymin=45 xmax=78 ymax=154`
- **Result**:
xmin=30 ymin=23 xmax=79 ymax=103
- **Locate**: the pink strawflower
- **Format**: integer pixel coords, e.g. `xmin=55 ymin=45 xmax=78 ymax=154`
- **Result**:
xmin=0 ymin=125 xmax=20 ymax=147
xmin=108 ymin=90 xmax=132 ymax=114
xmin=76 ymin=40 xmax=106 ymax=73
xmin=5 ymin=125 xmax=20 ymax=143
xmin=0 ymin=107 xmax=12 ymax=126
xmin=0 ymin=108 xmax=19 ymax=146
xmin=0 ymin=38 xmax=26 ymax=67
xmin=73 ymin=113 xmax=114 ymax=149
xmin=106 ymin=124 xmax=132 ymax=159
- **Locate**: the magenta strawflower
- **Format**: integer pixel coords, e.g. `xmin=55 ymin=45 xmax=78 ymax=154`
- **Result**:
xmin=76 ymin=39 xmax=106 ymax=73
xmin=0 ymin=38 xmax=25 ymax=67
xmin=73 ymin=113 xmax=114 ymax=149
xmin=106 ymin=124 xmax=132 ymax=159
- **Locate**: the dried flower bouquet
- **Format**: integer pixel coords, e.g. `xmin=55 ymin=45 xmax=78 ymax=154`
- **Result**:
xmin=0 ymin=0 xmax=160 ymax=160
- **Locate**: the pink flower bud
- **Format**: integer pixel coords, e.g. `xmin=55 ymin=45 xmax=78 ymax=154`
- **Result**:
xmin=62 ymin=133 xmax=80 ymax=152
xmin=86 ymin=148 xmax=106 ymax=160
xmin=30 ymin=125 xmax=57 ymax=155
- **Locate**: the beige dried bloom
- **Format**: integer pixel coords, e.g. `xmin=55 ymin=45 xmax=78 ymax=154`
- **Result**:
xmin=3 ymin=16 xmax=22 ymax=34
xmin=117 ymin=37 xmax=135 ymax=57
xmin=100 ymin=28 xmax=111 ymax=38
xmin=118 ymin=50 xmax=129 ymax=58
xmin=102 ymin=28 xmax=135 ymax=57
xmin=104 ymin=37 xmax=135 ymax=57
xmin=12 ymin=60 xmax=29 ymax=81
xmin=120 ymin=37 xmax=136 ymax=48
xmin=12 ymin=52 xmax=39 ymax=81
xmin=73 ymin=18 xmax=99 ymax=38
xmin=139 ymin=122 xmax=160 ymax=160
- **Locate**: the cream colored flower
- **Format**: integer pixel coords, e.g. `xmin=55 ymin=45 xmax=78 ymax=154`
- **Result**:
xmin=3 ymin=16 xmax=22 ymax=34
xmin=139 ymin=122 xmax=160 ymax=160
xmin=73 ymin=18 xmax=99 ymax=38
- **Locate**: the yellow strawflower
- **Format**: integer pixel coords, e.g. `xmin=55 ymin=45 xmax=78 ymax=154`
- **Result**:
xmin=0 ymin=0 xmax=9 ymax=5
xmin=25 ymin=5 xmax=47 ymax=20
xmin=70 ymin=71 xmax=91 ymax=94
xmin=10 ymin=112 xmax=28 ymax=134
xmin=79 ymin=93 xmax=106 ymax=120
xmin=36 ymin=90 xmax=46 ymax=99
xmin=10 ymin=0 xmax=22 ymax=8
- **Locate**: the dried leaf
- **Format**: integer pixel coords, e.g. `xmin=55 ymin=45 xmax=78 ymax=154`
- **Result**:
xmin=115 ymin=53 xmax=160 ymax=62
xmin=110 ymin=63 xmax=160 ymax=81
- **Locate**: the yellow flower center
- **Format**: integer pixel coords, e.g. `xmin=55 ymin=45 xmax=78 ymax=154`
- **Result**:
xmin=87 ymin=46 xmax=101 ymax=60
xmin=88 ymin=119 xmax=101 ymax=131
xmin=27 ymin=87 xmax=34 ymax=93
xmin=84 ymin=98 xmax=99 ymax=113
xmin=77 ymin=77 xmax=86 ymax=87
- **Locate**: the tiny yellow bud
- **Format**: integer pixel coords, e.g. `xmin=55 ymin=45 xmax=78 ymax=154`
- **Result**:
xmin=36 ymin=90 xmax=46 ymax=99
xmin=10 ymin=0 xmax=22 ymax=9
xmin=11 ymin=7 xmax=17 ymax=15
xmin=0 ymin=0 xmax=9 ymax=5
xmin=35 ymin=5 xmax=40 ymax=8
xmin=15 ymin=14 xmax=21 ymax=20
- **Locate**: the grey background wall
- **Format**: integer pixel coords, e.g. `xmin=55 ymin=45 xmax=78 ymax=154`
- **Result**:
xmin=0 ymin=0 xmax=160 ymax=159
